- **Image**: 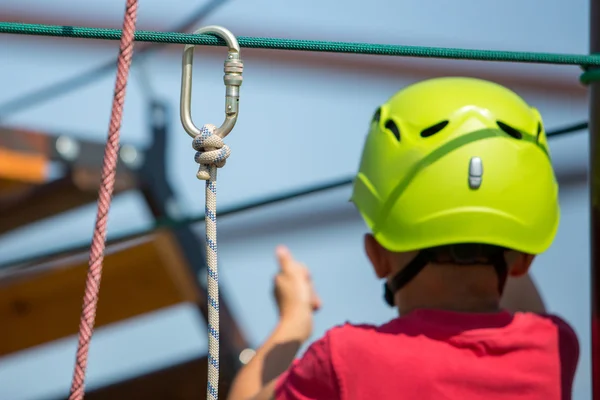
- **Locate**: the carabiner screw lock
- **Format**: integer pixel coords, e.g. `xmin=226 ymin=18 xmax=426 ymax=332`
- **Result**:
xmin=180 ymin=26 xmax=243 ymax=139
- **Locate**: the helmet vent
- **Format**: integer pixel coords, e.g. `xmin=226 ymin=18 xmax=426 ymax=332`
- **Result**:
xmin=420 ymin=120 xmax=449 ymax=138
xmin=372 ymin=108 xmax=382 ymax=123
xmin=536 ymin=122 xmax=543 ymax=142
xmin=384 ymin=119 xmax=401 ymax=141
xmin=496 ymin=121 xmax=523 ymax=139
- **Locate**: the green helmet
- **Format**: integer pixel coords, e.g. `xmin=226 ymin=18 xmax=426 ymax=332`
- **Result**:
xmin=350 ymin=77 xmax=560 ymax=256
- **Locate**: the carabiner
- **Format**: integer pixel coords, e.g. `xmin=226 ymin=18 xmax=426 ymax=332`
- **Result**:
xmin=180 ymin=25 xmax=243 ymax=139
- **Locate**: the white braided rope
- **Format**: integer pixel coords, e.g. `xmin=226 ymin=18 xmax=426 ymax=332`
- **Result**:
xmin=193 ymin=123 xmax=231 ymax=400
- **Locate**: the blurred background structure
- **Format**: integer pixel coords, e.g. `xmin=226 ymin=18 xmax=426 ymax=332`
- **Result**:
xmin=0 ymin=0 xmax=594 ymax=399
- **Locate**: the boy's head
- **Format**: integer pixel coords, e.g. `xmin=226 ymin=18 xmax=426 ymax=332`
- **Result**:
xmin=350 ymin=77 xmax=560 ymax=313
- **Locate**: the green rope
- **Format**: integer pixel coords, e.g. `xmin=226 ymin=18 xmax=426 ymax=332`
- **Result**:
xmin=3 ymin=21 xmax=600 ymax=67
xmin=581 ymin=68 xmax=600 ymax=84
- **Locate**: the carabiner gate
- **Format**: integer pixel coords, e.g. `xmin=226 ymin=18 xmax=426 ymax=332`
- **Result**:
xmin=180 ymin=26 xmax=243 ymax=139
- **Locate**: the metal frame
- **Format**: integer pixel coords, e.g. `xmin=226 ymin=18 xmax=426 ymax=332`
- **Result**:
xmin=0 ymin=127 xmax=138 ymax=234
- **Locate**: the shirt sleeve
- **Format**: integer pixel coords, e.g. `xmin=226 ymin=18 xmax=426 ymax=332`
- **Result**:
xmin=274 ymin=332 xmax=340 ymax=400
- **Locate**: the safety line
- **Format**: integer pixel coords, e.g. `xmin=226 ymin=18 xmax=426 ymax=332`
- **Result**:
xmin=67 ymin=1 xmax=139 ymax=398
xmin=1 ymin=22 xmax=600 ymax=66
xmin=547 ymin=121 xmax=589 ymax=136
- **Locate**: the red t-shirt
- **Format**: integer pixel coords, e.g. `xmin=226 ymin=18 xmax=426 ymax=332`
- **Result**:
xmin=275 ymin=309 xmax=579 ymax=400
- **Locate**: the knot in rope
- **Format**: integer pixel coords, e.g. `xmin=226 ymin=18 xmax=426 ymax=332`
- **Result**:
xmin=193 ymin=124 xmax=231 ymax=180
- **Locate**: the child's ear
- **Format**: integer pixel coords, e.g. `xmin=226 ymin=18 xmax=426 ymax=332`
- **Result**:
xmin=508 ymin=252 xmax=535 ymax=277
xmin=364 ymin=234 xmax=390 ymax=279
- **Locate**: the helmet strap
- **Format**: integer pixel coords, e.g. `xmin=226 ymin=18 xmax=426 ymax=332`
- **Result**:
xmin=383 ymin=244 xmax=508 ymax=307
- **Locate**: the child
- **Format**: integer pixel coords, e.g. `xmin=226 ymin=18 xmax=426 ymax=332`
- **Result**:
xmin=227 ymin=77 xmax=580 ymax=400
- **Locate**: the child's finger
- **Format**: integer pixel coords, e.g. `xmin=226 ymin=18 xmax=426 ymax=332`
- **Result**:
xmin=276 ymin=245 xmax=294 ymax=272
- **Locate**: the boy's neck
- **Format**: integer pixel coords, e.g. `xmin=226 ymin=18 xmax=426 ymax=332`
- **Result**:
xmin=395 ymin=264 xmax=502 ymax=316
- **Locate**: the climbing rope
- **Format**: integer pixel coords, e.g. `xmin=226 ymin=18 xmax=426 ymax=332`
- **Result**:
xmin=194 ymin=124 xmax=230 ymax=399
xmin=67 ymin=1 xmax=139 ymax=399
xmin=180 ymin=25 xmax=243 ymax=399
xmin=2 ymin=21 xmax=600 ymax=67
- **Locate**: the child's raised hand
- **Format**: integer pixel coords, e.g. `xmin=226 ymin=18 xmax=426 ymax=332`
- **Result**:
xmin=273 ymin=246 xmax=322 ymax=338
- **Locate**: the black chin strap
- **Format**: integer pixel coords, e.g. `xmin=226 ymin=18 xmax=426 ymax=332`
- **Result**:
xmin=384 ymin=244 xmax=508 ymax=307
